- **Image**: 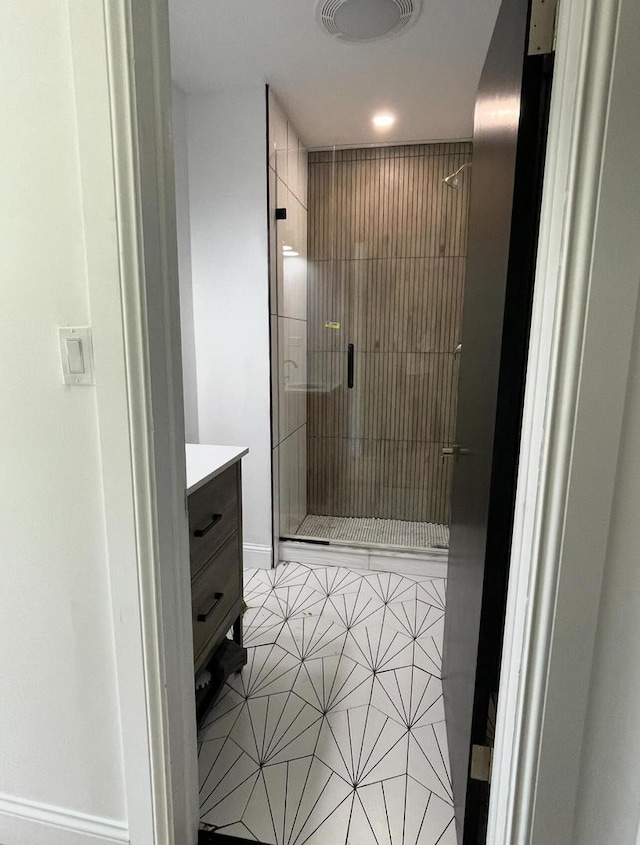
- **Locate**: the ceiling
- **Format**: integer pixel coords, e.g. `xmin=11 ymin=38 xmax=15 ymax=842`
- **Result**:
xmin=169 ymin=0 xmax=502 ymax=149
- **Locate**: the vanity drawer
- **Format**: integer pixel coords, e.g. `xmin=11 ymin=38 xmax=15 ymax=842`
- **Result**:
xmin=188 ymin=464 xmax=239 ymax=578
xmin=192 ymin=533 xmax=241 ymax=666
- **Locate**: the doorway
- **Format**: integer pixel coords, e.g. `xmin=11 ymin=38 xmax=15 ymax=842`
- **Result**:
xmin=168 ymin=0 xmax=548 ymax=842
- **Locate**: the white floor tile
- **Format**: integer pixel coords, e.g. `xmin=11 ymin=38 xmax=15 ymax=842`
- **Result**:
xmin=372 ymin=667 xmax=445 ymax=729
xmin=293 ymin=653 xmax=375 ymax=713
xmin=198 ymin=562 xmax=454 ymax=845
xmin=408 ymin=723 xmax=453 ymax=805
xmin=228 ymin=644 xmax=303 ymax=699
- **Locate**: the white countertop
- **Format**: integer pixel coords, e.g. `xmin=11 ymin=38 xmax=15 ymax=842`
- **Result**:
xmin=185 ymin=443 xmax=249 ymax=495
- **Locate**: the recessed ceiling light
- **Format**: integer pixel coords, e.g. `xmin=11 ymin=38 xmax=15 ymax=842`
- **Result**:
xmin=284 ymin=251 xmax=300 ymax=258
xmin=373 ymin=113 xmax=396 ymax=129
xmin=282 ymin=244 xmax=293 ymax=251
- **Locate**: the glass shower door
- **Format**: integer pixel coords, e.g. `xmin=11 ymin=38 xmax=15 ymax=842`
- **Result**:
xmin=295 ymin=143 xmax=470 ymax=550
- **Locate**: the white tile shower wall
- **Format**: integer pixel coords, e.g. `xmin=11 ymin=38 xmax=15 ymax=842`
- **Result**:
xmin=278 ymin=181 xmax=308 ymax=321
xmin=269 ymin=89 xmax=308 ymax=538
xmin=269 ymin=167 xmax=278 ymax=317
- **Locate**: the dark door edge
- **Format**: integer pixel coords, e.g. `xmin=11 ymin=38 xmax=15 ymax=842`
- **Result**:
xmin=199 ymin=829 xmax=270 ymax=845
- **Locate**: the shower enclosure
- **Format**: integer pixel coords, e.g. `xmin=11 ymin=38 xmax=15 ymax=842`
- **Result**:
xmin=270 ymin=105 xmax=471 ymax=551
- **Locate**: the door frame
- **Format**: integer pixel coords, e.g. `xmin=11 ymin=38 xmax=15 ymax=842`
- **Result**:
xmin=90 ymin=0 xmax=640 ymax=842
xmin=489 ymin=0 xmax=640 ymax=841
xmin=70 ymin=1 xmax=198 ymax=843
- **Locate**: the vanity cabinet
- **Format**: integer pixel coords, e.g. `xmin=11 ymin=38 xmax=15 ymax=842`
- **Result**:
xmin=186 ymin=445 xmax=248 ymax=674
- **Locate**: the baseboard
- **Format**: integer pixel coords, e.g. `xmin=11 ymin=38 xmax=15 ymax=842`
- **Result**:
xmin=0 ymin=793 xmax=128 ymax=845
xmin=243 ymin=543 xmax=273 ymax=570
xmin=279 ymin=540 xmax=448 ymax=578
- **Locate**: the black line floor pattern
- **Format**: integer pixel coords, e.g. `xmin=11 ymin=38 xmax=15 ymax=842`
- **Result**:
xmin=198 ymin=562 xmax=454 ymax=845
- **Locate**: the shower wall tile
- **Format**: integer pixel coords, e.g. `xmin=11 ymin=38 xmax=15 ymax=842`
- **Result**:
xmin=287 ymin=122 xmax=300 ymax=206
xmin=298 ymin=145 xmax=308 ymax=210
xmin=307 ymin=353 xmax=458 ymax=444
xmin=269 ymin=89 xmax=309 ymax=536
xmin=308 ymin=260 xmax=350 ymax=352
xmin=270 ymin=314 xmax=279 ymax=444
xmin=307 ymin=352 xmax=348 ymax=438
xmin=349 ymin=258 xmax=465 ymax=353
xmin=279 ymin=431 xmax=296 ymax=536
xmin=307 ymin=437 xmax=453 ymax=524
xmin=268 ymin=166 xmax=278 ymax=315
xmin=270 ymin=94 xmax=288 ymax=182
xmin=278 ymin=316 xmax=307 ymax=442
xmin=279 ymin=425 xmax=307 ymax=536
xmin=307 ymin=143 xmax=470 ymax=523
xmin=298 ymin=424 xmax=308 ymax=528
xmin=308 ymin=144 xmax=472 ymax=262
xmin=272 ymin=444 xmax=280 ymax=543
xmin=355 ymin=353 xmax=458 ymax=444
xmin=308 ymin=257 xmax=465 ymax=354
xmin=278 ymin=179 xmax=307 ymax=321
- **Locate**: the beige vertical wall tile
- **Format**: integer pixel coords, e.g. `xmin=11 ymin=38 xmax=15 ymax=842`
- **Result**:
xmin=298 ymin=424 xmax=308 ymax=530
xmin=307 ymin=143 xmax=471 ymax=523
xmin=298 ymin=145 xmax=308 ymax=210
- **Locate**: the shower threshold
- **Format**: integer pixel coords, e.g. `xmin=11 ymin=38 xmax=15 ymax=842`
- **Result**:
xmin=293 ymin=514 xmax=449 ymax=552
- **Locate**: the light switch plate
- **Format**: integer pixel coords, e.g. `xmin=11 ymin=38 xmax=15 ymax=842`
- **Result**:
xmin=58 ymin=326 xmax=95 ymax=385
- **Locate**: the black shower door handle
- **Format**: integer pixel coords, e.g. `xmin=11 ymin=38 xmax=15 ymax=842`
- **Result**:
xmin=347 ymin=343 xmax=355 ymax=389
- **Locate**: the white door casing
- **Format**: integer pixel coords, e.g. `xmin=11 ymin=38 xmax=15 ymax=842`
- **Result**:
xmin=489 ymin=0 xmax=640 ymax=842
xmin=70 ymin=1 xmax=198 ymax=843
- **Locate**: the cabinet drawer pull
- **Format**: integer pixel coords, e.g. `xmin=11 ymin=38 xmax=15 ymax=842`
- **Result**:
xmin=197 ymin=592 xmax=223 ymax=623
xmin=193 ymin=513 xmax=223 ymax=537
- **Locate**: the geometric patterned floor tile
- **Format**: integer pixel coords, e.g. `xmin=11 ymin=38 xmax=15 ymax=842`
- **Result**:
xmin=343 ymin=626 xmax=422 ymax=674
xmin=408 ymin=722 xmax=453 ymax=805
xmin=226 ymin=693 xmax=323 ymax=766
xmin=198 ymin=562 xmax=453 ymax=845
xmin=316 ymin=705 xmax=409 ymax=787
xmin=227 ymin=644 xmax=302 ymax=699
xmin=385 ymin=599 xmax=445 ymax=643
xmin=372 ymin=667 xmax=445 ymax=730
xmin=275 ymin=615 xmax=348 ymax=663
xmin=293 ymin=653 xmax=375 ymax=714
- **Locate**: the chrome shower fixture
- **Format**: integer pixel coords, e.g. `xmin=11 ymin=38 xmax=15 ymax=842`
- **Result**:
xmin=443 ymin=162 xmax=472 ymax=189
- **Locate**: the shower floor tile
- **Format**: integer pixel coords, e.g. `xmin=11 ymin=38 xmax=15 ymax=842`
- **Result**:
xmin=295 ymin=514 xmax=450 ymax=550
xmin=199 ymin=562 xmax=454 ymax=845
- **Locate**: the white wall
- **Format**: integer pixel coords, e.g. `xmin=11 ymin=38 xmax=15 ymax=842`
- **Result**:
xmin=187 ymin=88 xmax=273 ymax=567
xmin=0 ymin=0 xmax=125 ymax=830
xmin=172 ymin=83 xmax=199 ymax=443
xmin=571 ymin=287 xmax=640 ymax=845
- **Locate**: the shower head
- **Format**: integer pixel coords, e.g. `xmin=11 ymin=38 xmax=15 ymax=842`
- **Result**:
xmin=443 ymin=162 xmax=472 ymax=189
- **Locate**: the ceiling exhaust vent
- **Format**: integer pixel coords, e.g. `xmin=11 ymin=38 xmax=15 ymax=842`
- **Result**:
xmin=316 ymin=0 xmax=422 ymax=43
